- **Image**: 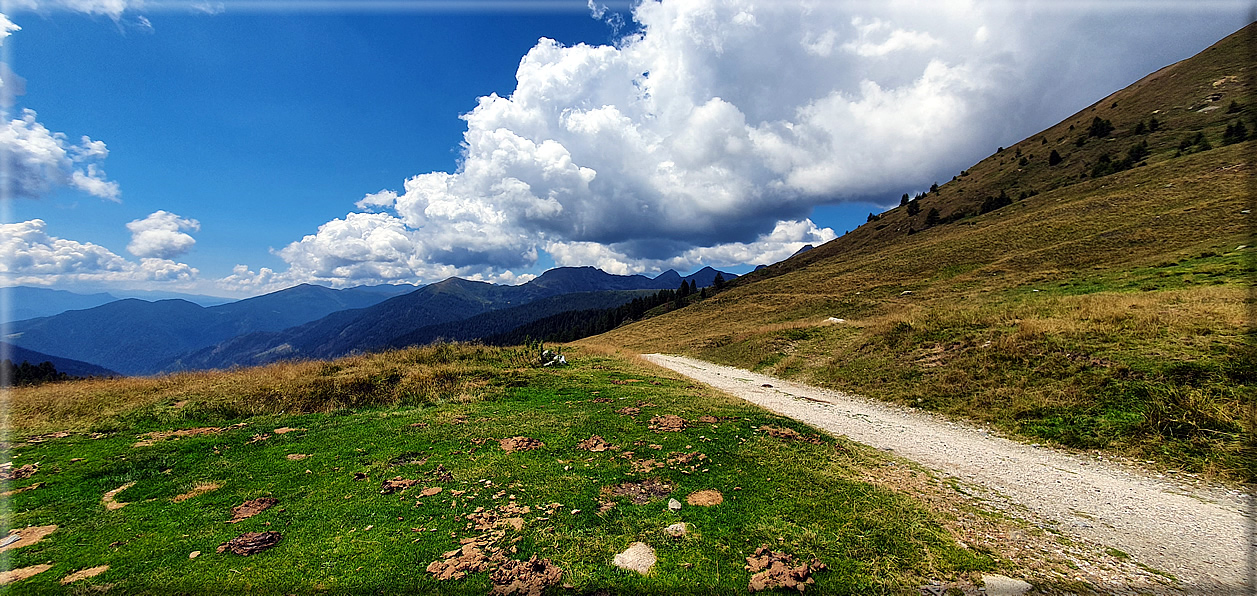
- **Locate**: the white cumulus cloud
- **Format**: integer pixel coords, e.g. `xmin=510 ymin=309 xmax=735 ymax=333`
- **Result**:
xmin=126 ymin=210 xmax=200 ymax=259
xmin=0 ymin=219 xmax=199 ymax=286
xmin=0 ymin=109 xmax=122 ymax=201
xmin=242 ymin=0 xmax=1218 ymax=290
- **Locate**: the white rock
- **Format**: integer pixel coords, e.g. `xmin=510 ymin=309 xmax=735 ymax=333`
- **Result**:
xmin=982 ymin=574 xmax=1032 ymax=596
xmin=667 ymin=498 xmax=681 ymax=512
xmin=613 ymin=542 xmax=656 ymax=574
xmin=664 ymin=522 xmax=688 ymax=538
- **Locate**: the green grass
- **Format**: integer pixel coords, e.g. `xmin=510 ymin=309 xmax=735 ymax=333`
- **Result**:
xmin=1 ymin=345 xmax=994 ymax=594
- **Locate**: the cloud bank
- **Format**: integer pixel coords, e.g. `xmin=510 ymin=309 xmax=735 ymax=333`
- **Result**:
xmin=245 ymin=0 xmax=1038 ymax=289
xmin=0 ymin=219 xmax=198 ymax=286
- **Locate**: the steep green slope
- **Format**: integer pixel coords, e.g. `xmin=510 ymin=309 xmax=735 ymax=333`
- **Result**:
xmin=592 ymin=24 xmax=1255 ymax=480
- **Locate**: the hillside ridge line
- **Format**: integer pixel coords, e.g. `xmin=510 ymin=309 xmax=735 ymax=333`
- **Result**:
xmin=642 ymin=353 xmax=1253 ymax=592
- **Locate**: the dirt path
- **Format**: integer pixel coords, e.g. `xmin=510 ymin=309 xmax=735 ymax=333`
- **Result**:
xmin=643 ymin=354 xmax=1254 ymax=594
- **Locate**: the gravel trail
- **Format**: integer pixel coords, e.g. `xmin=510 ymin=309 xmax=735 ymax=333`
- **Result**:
xmin=643 ymin=353 xmax=1254 ymax=594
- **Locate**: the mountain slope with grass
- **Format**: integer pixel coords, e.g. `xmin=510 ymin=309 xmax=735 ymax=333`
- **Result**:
xmin=589 ymin=23 xmax=1255 ymax=481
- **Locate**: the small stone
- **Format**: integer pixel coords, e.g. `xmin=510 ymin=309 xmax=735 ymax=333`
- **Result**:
xmin=612 ymin=542 xmax=656 ymax=574
xmin=664 ymin=522 xmax=688 ymax=538
xmin=667 ymin=498 xmax=681 ymax=512
xmin=189 ymin=551 xmax=200 ymax=559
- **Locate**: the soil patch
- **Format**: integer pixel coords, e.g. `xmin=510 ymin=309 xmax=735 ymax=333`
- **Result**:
xmin=24 ymin=431 xmax=71 ymax=444
xmin=576 ymin=435 xmax=612 ymax=452
xmin=499 ymin=437 xmax=544 ymax=453
xmin=428 ymin=542 xmax=505 ymax=581
xmin=228 ymin=497 xmax=278 ymax=523
xmin=1 ymin=463 xmax=38 ymax=480
xmin=0 ymin=482 xmax=41 ymax=497
xmin=217 ymin=531 xmax=282 ymax=556
xmin=491 ymin=555 xmax=562 ymax=596
xmin=744 ymin=546 xmax=826 ymax=593
xmin=286 ymin=453 xmax=310 ymax=461
xmin=602 ymin=479 xmax=673 ymax=504
xmin=0 ymin=564 xmax=53 ymax=585
xmin=648 ymin=415 xmax=686 ymax=432
xmin=615 ymin=407 xmax=641 ymax=417
xmin=172 ymin=482 xmax=221 ymax=503
xmin=1 ymin=525 xmax=57 ymax=552
xmin=380 ymin=477 xmax=418 ymax=494
xmin=273 ymin=427 xmax=305 ymax=434
xmin=759 ymin=425 xmax=824 ymax=445
xmin=667 ymin=451 xmax=708 ymax=472
xmin=686 ymin=489 xmax=723 ymax=506
xmin=60 ymin=565 xmax=109 ymax=584
xmin=388 ymin=452 xmax=429 ymax=466
xmin=631 ymin=459 xmax=661 ymax=474
xmin=102 ymin=482 xmax=135 ymax=510
xmin=133 ymin=423 xmax=246 ymax=447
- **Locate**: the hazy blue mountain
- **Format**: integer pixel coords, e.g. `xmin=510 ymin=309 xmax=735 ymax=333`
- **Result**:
xmin=5 ymin=283 xmax=407 ymax=375
xmin=0 ymin=342 xmax=119 ymax=378
xmin=3 ymin=287 xmax=119 ymax=323
xmin=167 ymin=267 xmax=736 ymax=371
xmin=106 ymin=289 xmax=236 ymax=306
xmin=7 ymin=267 xmax=738 ymax=375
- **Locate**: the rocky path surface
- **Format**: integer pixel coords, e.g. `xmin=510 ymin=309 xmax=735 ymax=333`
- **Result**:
xmin=643 ymin=354 xmax=1254 ymax=594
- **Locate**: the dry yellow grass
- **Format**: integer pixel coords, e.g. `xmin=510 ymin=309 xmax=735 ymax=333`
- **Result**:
xmin=3 ymin=343 xmax=527 ymax=437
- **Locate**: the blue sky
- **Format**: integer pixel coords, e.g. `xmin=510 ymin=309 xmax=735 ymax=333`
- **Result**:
xmin=0 ymin=0 xmax=1249 ymax=297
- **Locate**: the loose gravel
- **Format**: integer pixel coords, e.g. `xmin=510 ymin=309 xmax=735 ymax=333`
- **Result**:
xmin=644 ymin=354 xmax=1254 ymax=594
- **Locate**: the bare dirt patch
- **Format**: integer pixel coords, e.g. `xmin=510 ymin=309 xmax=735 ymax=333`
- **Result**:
xmin=172 ymin=482 xmax=221 ymax=503
xmin=102 ymin=482 xmax=135 ymax=510
xmin=631 ymin=459 xmax=662 ymax=474
xmin=602 ymin=479 xmax=673 ymax=504
xmin=0 ymin=482 xmax=42 ymax=497
xmin=490 ymin=555 xmax=563 ymax=596
xmin=24 ymin=431 xmax=71 ymax=444
xmin=133 ymin=423 xmax=246 ymax=447
xmin=667 ymin=451 xmax=709 ymax=472
xmin=60 ymin=565 xmax=109 ymax=584
xmin=576 ymin=435 xmax=612 ymax=452
xmin=388 ymin=452 xmax=429 ymax=466
xmin=1 ymin=462 xmax=38 ymax=480
xmin=499 ymin=437 xmax=544 ymax=453
xmin=228 ymin=497 xmax=278 ymax=523
xmin=1 ymin=525 xmax=57 ymax=552
xmin=380 ymin=477 xmax=418 ymax=494
xmin=745 ymin=546 xmax=826 ymax=593
xmin=273 ymin=427 xmax=305 ymax=434
xmin=0 ymin=564 xmax=53 ymax=585
xmin=647 ymin=414 xmax=686 ymax=432
xmin=759 ymin=425 xmax=824 ymax=445
xmin=427 ymin=542 xmax=505 ymax=580
xmin=286 ymin=453 xmax=310 ymax=461
xmin=615 ymin=406 xmax=641 ymax=417
xmin=217 ymin=531 xmax=282 ymax=556
xmin=686 ymin=490 xmax=723 ymax=506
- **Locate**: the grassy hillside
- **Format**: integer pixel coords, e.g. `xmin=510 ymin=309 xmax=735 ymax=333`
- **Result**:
xmin=590 ymin=25 xmax=1255 ymax=481
xmin=3 ymin=344 xmax=1152 ymax=594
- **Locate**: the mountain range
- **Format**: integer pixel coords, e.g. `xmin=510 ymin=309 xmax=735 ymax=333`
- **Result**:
xmin=5 ymin=266 xmax=734 ymax=375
